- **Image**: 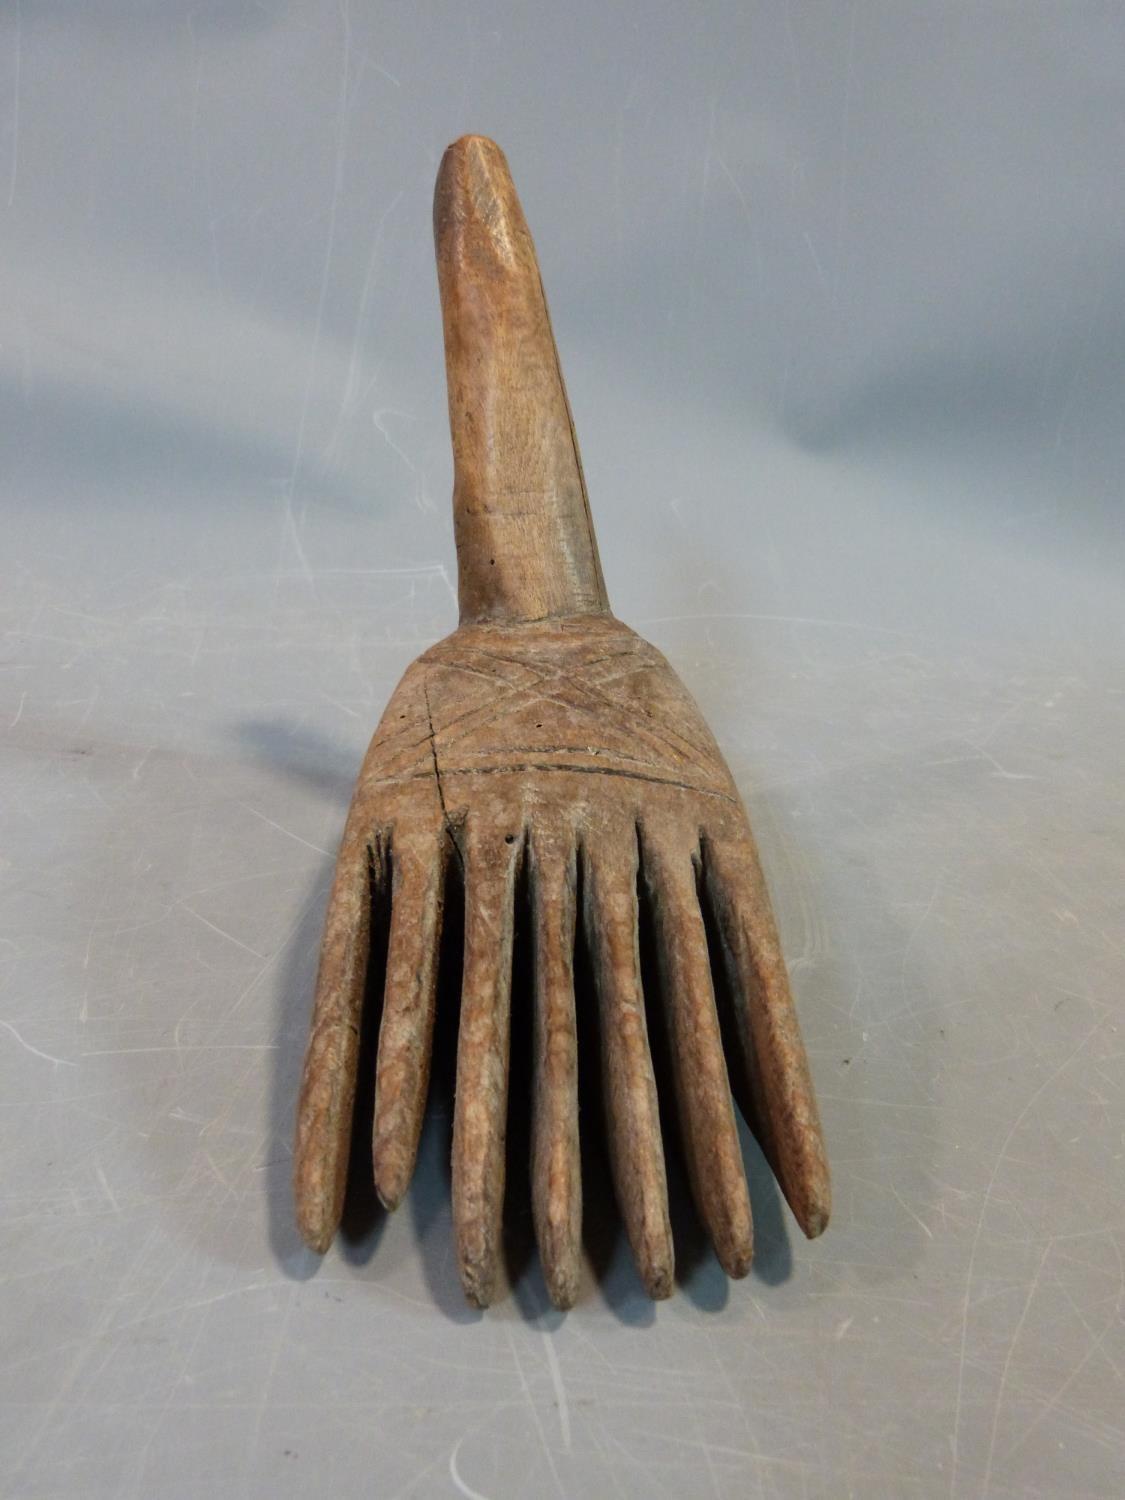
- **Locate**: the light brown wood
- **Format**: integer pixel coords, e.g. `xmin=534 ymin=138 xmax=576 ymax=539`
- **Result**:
xmin=294 ymin=134 xmax=830 ymax=1308
xmin=434 ymin=134 xmax=608 ymax=626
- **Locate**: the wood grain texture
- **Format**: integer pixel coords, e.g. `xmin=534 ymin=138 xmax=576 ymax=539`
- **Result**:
xmin=294 ymin=135 xmax=830 ymax=1308
xmin=529 ymin=821 xmax=582 ymax=1308
xmin=434 ymin=134 xmax=608 ymax=626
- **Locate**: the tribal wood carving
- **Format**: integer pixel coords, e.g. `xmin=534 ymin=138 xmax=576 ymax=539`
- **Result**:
xmin=294 ymin=136 xmax=830 ymax=1309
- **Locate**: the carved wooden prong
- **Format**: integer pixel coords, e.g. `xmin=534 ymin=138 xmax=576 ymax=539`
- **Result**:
xmin=642 ymin=824 xmax=754 ymax=1278
xmin=529 ymin=825 xmax=582 ymax=1310
xmin=371 ymin=819 xmax=447 ymax=1211
xmin=294 ymin=821 xmax=380 ymax=1252
xmin=582 ymin=819 xmax=674 ymax=1299
xmin=703 ymin=835 xmax=831 ymax=1239
xmin=451 ymin=822 xmax=522 ymax=1307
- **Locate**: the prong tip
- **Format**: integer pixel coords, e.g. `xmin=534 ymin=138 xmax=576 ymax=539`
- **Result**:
xmin=544 ymin=1268 xmax=580 ymax=1312
xmin=801 ymin=1201 xmax=830 ymax=1240
xmin=460 ymin=1260 xmax=497 ymax=1309
xmin=295 ymin=1206 xmax=334 ymax=1257
xmin=719 ymin=1242 xmax=755 ymax=1280
xmin=641 ymin=1262 xmax=675 ymax=1301
xmin=372 ymin=1149 xmax=410 ymax=1213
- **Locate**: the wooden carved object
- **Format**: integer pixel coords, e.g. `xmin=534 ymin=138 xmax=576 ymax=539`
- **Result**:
xmin=294 ymin=135 xmax=830 ymax=1309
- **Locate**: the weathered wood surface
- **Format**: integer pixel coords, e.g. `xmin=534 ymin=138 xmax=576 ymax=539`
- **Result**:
xmin=294 ymin=134 xmax=829 ymax=1309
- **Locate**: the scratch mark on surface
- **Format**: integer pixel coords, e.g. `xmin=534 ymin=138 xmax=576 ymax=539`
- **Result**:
xmin=0 ymin=1017 xmax=76 ymax=1068
xmin=7 ymin=0 xmax=20 ymax=205
xmin=449 ymin=1436 xmax=492 ymax=1500
xmin=541 ymin=1331 xmax=572 ymax=1451
xmin=783 ymin=0 xmax=804 ymax=113
xmin=686 ymin=94 xmax=718 ymax=326
xmin=506 ymin=1325 xmax=566 ymax=1496
xmin=324 ymin=188 xmax=403 ymax=461
xmin=93 ymin=1160 xmax=120 ymax=1213
xmin=636 ymin=610 xmax=906 ymax=636
xmin=980 ymin=1239 xmax=1052 ymax=1496
xmin=997 ymin=1235 xmax=1124 ymax=1469
xmin=282 ymin=0 xmax=353 ymax=583
xmin=949 ymin=1019 xmax=1105 ymax=1498
xmin=319 ymin=690 xmax=361 ymax=718
xmin=181 ymin=904 xmax=267 ymax=959
xmin=898 ymin=869 xmax=944 ymax=1002
xmin=832 ymin=0 xmax=857 ymax=303
xmin=81 ymin=1044 xmax=278 ymax=1056
xmin=714 ymin=150 xmax=764 ymax=294
xmin=890 ymin=1181 xmax=934 ymax=1240
xmin=234 ymin=799 xmax=331 ymax=856
xmin=803 ymin=231 xmax=831 ymax=300
xmin=961 ymin=737 xmax=1037 ymax=781
xmin=368 ymin=56 xmax=400 ymax=88
xmin=372 ymin=407 xmax=430 ymax=511
xmin=247 ymin=1283 xmax=295 ymax=1474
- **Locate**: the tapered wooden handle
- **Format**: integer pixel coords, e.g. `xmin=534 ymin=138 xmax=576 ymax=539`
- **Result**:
xmin=434 ymin=135 xmax=610 ymax=626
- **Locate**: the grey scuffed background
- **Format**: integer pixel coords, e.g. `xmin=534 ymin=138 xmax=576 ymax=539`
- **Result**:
xmin=1 ymin=3 xmax=1123 ymax=1496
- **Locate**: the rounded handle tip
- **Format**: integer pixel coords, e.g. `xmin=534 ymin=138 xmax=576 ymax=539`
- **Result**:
xmin=433 ymin=135 xmax=609 ymax=625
